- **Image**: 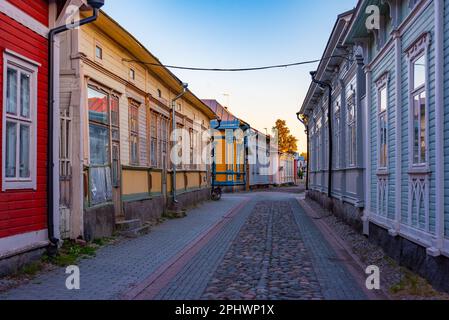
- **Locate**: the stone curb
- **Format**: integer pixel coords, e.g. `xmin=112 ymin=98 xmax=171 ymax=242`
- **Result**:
xmin=297 ymin=198 xmax=391 ymax=300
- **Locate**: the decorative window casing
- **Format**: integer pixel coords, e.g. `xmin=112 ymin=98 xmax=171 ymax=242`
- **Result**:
xmin=347 ymin=92 xmax=357 ymax=167
xmin=150 ymin=111 xmax=169 ymax=169
xmin=376 ymin=72 xmax=389 ymax=169
xmin=111 ymin=96 xmax=120 ymax=188
xmin=316 ymin=114 xmax=322 ymax=171
xmin=405 ymin=32 xmax=431 ymax=234
xmin=2 ymin=50 xmax=39 ymax=191
xmin=323 ymin=106 xmax=329 ymax=171
xmin=87 ymin=86 xmax=113 ymax=206
xmin=334 ymin=99 xmax=341 ymax=169
xmin=128 ymin=100 xmax=139 ymax=165
xmin=406 ymin=32 xmax=430 ymax=168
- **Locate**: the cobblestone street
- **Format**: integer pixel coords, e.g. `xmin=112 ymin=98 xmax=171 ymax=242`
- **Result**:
xmin=1 ymin=189 xmax=373 ymax=300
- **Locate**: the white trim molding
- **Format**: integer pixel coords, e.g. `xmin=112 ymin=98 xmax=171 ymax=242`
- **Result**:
xmin=0 ymin=229 xmax=48 ymax=260
xmin=0 ymin=0 xmax=49 ymax=38
xmin=362 ymin=65 xmax=372 ymax=236
xmin=2 ymin=49 xmax=39 ymax=191
xmin=392 ymin=29 xmax=402 ymax=237
xmin=428 ymin=0 xmax=444 ymax=257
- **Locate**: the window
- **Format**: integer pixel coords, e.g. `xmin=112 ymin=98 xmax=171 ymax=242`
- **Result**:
xmin=150 ymin=111 xmax=169 ymax=169
xmin=411 ymin=54 xmax=427 ymax=165
xmin=189 ymin=128 xmax=194 ymax=169
xmin=176 ymin=103 xmax=182 ymax=112
xmin=378 ymin=86 xmax=388 ymax=168
xmin=316 ymin=116 xmax=322 ymax=171
xmin=324 ymin=111 xmax=329 ymax=170
xmin=111 ymin=96 xmax=120 ymax=187
xmin=129 ymin=103 xmax=139 ymax=165
xmin=157 ymin=89 xmax=162 ymax=98
xmin=129 ymin=68 xmax=135 ymax=80
xmin=2 ymin=51 xmax=38 ymax=191
xmin=88 ymin=87 xmax=112 ymax=205
xmin=347 ymin=95 xmax=356 ymax=167
xmin=95 ymin=45 xmax=103 ymax=60
xmin=334 ymin=100 xmax=341 ymax=169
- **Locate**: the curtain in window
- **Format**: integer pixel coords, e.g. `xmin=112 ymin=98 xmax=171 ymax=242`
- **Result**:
xmin=90 ymin=166 xmax=112 ymax=206
xmin=7 ymin=68 xmax=17 ymax=115
xmin=20 ymin=73 xmax=30 ymax=118
xmin=5 ymin=122 xmax=17 ymax=178
xmin=89 ymin=124 xmax=109 ymax=166
xmin=19 ymin=124 xmax=30 ymax=178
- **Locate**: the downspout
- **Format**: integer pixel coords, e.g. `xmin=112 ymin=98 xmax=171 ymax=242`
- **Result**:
xmin=310 ymin=72 xmax=333 ymax=198
xmin=47 ymin=6 xmax=101 ymax=247
xmin=211 ymin=119 xmax=222 ymax=194
xmin=171 ymin=83 xmax=188 ymax=204
xmin=296 ymin=112 xmax=309 ymax=191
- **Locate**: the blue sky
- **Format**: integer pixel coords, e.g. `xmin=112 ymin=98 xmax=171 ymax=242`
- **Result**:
xmin=102 ymin=0 xmax=357 ymax=153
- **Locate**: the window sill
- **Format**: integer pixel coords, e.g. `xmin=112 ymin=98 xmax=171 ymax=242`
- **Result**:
xmin=377 ymin=169 xmax=389 ymax=176
xmin=2 ymin=181 xmax=36 ymax=192
xmin=408 ymin=166 xmax=431 ymax=175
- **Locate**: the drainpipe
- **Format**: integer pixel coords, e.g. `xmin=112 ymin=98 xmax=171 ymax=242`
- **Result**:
xmin=47 ymin=2 xmax=103 ymax=247
xmin=211 ymin=119 xmax=222 ymax=193
xmin=171 ymin=83 xmax=188 ymax=204
xmin=310 ymin=71 xmax=333 ymax=198
xmin=296 ymin=112 xmax=309 ymax=191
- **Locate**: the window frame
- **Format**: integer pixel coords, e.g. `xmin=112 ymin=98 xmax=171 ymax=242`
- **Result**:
xmin=347 ymin=93 xmax=357 ymax=168
xmin=334 ymin=99 xmax=341 ymax=169
xmin=2 ymin=50 xmax=39 ymax=191
xmin=406 ymin=33 xmax=430 ymax=170
xmin=128 ymin=101 xmax=140 ymax=166
xmin=87 ymin=84 xmax=115 ymax=206
xmin=376 ymin=73 xmax=389 ymax=170
xmin=95 ymin=42 xmax=103 ymax=62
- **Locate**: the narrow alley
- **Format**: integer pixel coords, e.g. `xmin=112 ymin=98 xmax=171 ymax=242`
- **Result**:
xmin=0 ymin=188 xmax=376 ymax=301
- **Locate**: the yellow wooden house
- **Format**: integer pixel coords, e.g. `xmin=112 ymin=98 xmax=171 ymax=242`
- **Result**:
xmin=57 ymin=6 xmax=216 ymax=240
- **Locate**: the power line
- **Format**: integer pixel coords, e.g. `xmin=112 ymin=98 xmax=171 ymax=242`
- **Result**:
xmin=122 ymin=55 xmax=352 ymax=72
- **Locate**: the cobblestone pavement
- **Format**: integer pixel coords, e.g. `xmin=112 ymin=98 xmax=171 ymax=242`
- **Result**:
xmin=201 ymin=200 xmax=323 ymax=300
xmin=155 ymin=192 xmax=366 ymax=300
xmin=1 ymin=190 xmax=369 ymax=300
xmin=0 ymin=196 xmax=246 ymax=300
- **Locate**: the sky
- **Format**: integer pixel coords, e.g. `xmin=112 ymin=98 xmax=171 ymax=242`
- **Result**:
xmin=102 ymin=0 xmax=357 ymax=154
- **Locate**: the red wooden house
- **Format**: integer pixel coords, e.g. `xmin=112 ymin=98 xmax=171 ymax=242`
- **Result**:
xmin=0 ymin=0 xmax=80 ymax=275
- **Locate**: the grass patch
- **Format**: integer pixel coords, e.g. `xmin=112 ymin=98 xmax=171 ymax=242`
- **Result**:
xmin=45 ymin=241 xmax=98 ymax=267
xmin=390 ymin=268 xmax=439 ymax=298
xmin=13 ymin=261 xmax=44 ymax=278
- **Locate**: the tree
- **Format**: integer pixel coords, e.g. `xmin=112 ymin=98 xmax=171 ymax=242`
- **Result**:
xmin=273 ymin=119 xmax=298 ymax=153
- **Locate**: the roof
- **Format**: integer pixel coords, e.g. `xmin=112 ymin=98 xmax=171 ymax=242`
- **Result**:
xmin=201 ymin=99 xmax=238 ymax=122
xmin=84 ymin=10 xmax=217 ymax=120
xmin=202 ymin=99 xmax=251 ymax=130
xmin=299 ymin=9 xmax=355 ymax=116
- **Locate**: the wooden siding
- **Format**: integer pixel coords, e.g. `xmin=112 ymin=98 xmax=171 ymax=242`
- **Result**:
xmin=399 ymin=3 xmax=436 ymax=232
xmin=444 ymin=0 xmax=449 ymax=238
xmin=6 ymin=0 xmax=49 ymax=27
xmin=0 ymin=12 xmax=48 ymax=239
xmin=369 ymin=47 xmax=396 ymax=220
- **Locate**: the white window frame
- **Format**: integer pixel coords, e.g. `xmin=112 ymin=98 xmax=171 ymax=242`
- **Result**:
xmin=2 ymin=50 xmax=39 ymax=191
xmin=347 ymin=93 xmax=357 ymax=168
xmin=334 ymin=99 xmax=341 ymax=169
xmin=376 ymin=72 xmax=389 ymax=170
xmin=406 ymin=33 xmax=430 ymax=170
